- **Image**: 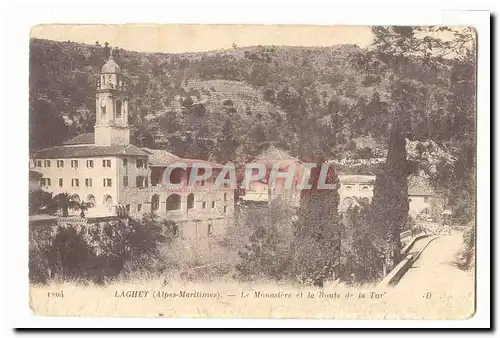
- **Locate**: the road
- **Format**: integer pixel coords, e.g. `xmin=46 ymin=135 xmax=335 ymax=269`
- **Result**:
xmin=395 ymin=230 xmax=475 ymax=294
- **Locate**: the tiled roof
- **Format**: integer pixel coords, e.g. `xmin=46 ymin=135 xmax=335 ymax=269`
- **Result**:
xmin=142 ymin=148 xmax=180 ymax=166
xmin=408 ymin=175 xmax=435 ymax=196
xmin=181 ymin=158 xmax=223 ymax=169
xmin=254 ymin=145 xmax=300 ymax=169
xmin=141 ymin=148 xmax=223 ymax=168
xmin=34 ymin=144 xmax=148 ymax=159
xmin=338 ymin=175 xmax=376 ymax=184
xmin=63 ymin=133 xmax=94 ymax=145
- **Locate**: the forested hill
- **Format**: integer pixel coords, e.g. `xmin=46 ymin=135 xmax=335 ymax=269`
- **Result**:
xmin=29 ymin=38 xmax=473 ymax=168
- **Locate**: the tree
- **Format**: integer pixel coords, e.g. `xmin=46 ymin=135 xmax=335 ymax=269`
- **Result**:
xmin=131 ymin=127 xmax=155 ymax=148
xmin=181 ymin=96 xmax=194 ymax=108
xmin=72 ymin=201 xmax=94 ymax=218
xmin=29 ymin=189 xmax=54 ymax=215
xmin=371 ymin=125 xmax=410 ymax=272
xmin=291 ymin=164 xmax=340 ymax=286
xmin=236 ymin=198 xmax=294 ymax=281
xmin=29 ymin=98 xmax=69 ymax=152
xmin=48 ymin=225 xmax=95 ymax=280
xmin=365 ymin=91 xmax=388 ymax=137
xmin=250 ymin=123 xmax=267 ymax=144
xmin=325 ymin=96 xmax=342 ymax=149
xmin=103 ymin=41 xmax=110 ymax=58
xmin=53 ymin=193 xmax=80 ymax=217
xmin=339 ymin=203 xmax=384 ymax=283
xmin=372 ymin=26 xmax=476 ymax=253
xmin=217 ymin=119 xmax=239 ymax=162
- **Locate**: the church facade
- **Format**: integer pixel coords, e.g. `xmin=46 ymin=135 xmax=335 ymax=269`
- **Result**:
xmin=30 ymin=55 xmax=235 ymax=247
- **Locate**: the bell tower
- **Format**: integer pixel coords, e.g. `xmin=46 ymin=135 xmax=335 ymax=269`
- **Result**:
xmin=95 ymin=50 xmax=130 ymax=146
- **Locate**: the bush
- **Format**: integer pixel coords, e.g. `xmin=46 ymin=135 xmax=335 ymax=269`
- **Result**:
xmin=236 ymin=198 xmax=294 ymax=281
xmin=347 ymin=140 xmax=357 ymax=152
xmin=290 ymin=165 xmax=341 ymax=287
xmin=29 ymin=215 xmax=170 ymax=284
xmin=29 ymin=189 xmax=54 ymax=215
xmin=29 ymin=229 xmax=52 ymax=284
xmin=338 ymin=205 xmax=384 ymax=284
xmin=458 ymin=222 xmax=475 ymax=270
xmin=48 ymin=225 xmax=96 ymax=281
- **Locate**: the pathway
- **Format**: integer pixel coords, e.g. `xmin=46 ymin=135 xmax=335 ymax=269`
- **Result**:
xmin=395 ymin=230 xmax=475 ymax=294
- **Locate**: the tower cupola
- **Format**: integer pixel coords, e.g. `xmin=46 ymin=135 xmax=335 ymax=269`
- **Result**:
xmin=94 ymin=50 xmax=130 ymax=146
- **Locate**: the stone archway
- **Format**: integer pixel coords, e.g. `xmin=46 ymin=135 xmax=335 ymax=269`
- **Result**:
xmin=166 ymin=194 xmax=182 ymax=212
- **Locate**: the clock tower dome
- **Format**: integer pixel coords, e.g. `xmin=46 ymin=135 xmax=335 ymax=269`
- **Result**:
xmin=94 ymin=51 xmax=130 ymax=146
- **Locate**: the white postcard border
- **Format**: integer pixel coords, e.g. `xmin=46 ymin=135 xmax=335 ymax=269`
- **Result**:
xmin=1 ymin=1 xmax=491 ymax=330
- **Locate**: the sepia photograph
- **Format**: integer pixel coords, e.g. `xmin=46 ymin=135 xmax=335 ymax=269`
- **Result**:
xmin=25 ymin=22 xmax=479 ymax=320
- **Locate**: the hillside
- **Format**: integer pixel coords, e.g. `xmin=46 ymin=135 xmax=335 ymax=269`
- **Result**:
xmin=29 ymin=38 xmax=473 ymax=171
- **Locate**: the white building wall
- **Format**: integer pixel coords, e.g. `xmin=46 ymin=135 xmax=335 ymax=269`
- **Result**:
xmin=31 ymin=156 xmax=120 ymax=216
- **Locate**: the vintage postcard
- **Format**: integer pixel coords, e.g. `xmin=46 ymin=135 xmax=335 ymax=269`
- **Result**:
xmin=28 ymin=24 xmax=477 ymax=320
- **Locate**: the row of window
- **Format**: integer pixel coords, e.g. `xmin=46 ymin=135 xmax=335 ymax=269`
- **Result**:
xmin=150 ymin=193 xmax=229 ymax=214
xmin=40 ymin=178 xmax=113 ymax=188
xmin=34 ymin=158 xmax=148 ymax=169
xmin=127 ymin=176 xmax=149 ymax=188
xmin=344 ymin=185 xmax=371 ymax=190
xmin=40 ymin=175 xmax=151 ymax=188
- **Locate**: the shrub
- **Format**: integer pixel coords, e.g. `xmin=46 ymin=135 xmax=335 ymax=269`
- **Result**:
xmin=47 ymin=225 xmax=96 ymax=281
xmin=362 ymin=74 xmax=381 ymax=87
xmin=458 ymin=222 xmax=475 ymax=270
xmin=290 ymin=164 xmax=340 ymax=287
xmin=338 ymin=205 xmax=384 ymax=284
xmin=29 ymin=189 xmax=54 ymax=215
xmin=236 ymin=198 xmax=293 ymax=281
xmin=29 ymin=228 xmax=53 ymax=284
xmin=29 ymin=215 xmax=170 ymax=284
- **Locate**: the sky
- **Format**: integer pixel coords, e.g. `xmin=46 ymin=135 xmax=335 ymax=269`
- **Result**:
xmin=30 ymin=24 xmax=376 ymax=53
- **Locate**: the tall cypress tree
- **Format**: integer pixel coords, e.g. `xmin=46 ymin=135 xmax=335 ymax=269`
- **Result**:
xmin=291 ymin=163 xmax=340 ymax=286
xmin=371 ymin=124 xmax=410 ymax=273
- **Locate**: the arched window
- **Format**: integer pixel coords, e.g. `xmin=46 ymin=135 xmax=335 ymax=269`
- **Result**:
xmin=166 ymin=194 xmax=182 ymax=211
xmin=103 ymin=195 xmax=113 ymax=208
xmin=362 ymin=186 xmax=369 ymax=190
xmin=86 ymin=194 xmax=96 ymax=208
xmin=207 ymin=223 xmax=213 ymax=235
xmin=116 ymin=100 xmax=122 ymax=118
xmin=187 ymin=193 xmax=194 ymax=210
xmin=345 ymin=185 xmax=352 ymax=190
xmin=151 ymin=194 xmax=160 ymax=211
